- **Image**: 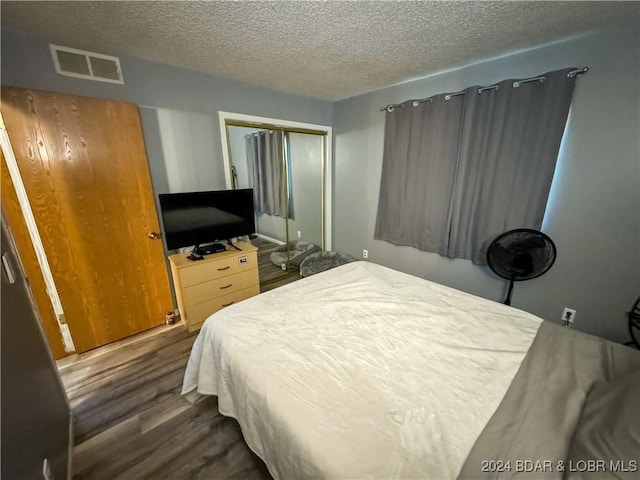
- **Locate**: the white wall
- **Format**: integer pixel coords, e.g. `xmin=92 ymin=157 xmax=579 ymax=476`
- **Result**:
xmin=333 ymin=28 xmax=640 ymax=343
xmin=154 ymin=108 xmax=219 ymax=193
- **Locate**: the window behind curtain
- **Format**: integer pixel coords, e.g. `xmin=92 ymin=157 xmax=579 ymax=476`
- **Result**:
xmin=374 ymin=68 xmax=577 ymax=264
xmin=375 ymin=94 xmax=465 ymax=255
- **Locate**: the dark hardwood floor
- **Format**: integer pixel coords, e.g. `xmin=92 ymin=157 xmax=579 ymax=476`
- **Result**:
xmin=58 ymin=324 xmax=273 ymax=479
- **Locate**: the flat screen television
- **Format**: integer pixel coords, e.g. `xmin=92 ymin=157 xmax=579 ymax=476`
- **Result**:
xmin=159 ymin=189 xmax=256 ymax=252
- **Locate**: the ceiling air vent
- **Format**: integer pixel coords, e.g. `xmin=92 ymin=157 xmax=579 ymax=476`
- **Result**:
xmin=50 ymin=44 xmax=124 ymax=84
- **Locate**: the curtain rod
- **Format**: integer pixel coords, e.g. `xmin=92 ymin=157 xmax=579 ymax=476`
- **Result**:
xmin=379 ymin=66 xmax=589 ymax=112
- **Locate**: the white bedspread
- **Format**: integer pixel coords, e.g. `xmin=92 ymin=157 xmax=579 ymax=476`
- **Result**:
xmin=182 ymin=261 xmax=542 ymax=479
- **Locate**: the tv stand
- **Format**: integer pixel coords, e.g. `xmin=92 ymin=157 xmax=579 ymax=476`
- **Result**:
xmin=168 ymin=241 xmax=259 ymax=332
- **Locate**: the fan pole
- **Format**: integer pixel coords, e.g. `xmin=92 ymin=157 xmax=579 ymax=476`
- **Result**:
xmin=504 ymin=278 xmax=515 ymax=306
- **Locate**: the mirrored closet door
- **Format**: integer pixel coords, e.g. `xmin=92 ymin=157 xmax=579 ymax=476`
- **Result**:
xmin=223 ymin=118 xmax=329 ymax=288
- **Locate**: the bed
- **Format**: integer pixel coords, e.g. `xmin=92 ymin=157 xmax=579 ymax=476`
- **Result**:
xmin=182 ymin=261 xmax=639 ymax=479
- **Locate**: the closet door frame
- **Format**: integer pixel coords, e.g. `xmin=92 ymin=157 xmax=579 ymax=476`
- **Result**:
xmin=218 ymin=111 xmax=332 ymax=251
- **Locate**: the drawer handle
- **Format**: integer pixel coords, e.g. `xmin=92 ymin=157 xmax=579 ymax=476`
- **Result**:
xmin=222 ymin=301 xmax=234 ymax=307
xmin=217 ymin=266 xmax=231 ymax=271
xmin=220 ymin=284 xmax=232 ymax=289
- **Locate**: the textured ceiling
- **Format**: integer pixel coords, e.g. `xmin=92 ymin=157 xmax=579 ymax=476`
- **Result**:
xmin=2 ymin=1 xmax=638 ymax=100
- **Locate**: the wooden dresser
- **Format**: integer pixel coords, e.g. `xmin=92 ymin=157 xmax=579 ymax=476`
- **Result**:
xmin=168 ymin=241 xmax=260 ymax=332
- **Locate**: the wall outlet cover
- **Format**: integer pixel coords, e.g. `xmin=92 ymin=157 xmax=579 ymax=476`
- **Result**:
xmin=561 ymin=307 xmax=576 ymax=324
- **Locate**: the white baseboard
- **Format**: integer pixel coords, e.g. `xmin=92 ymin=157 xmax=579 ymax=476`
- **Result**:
xmin=256 ymin=233 xmax=285 ymax=245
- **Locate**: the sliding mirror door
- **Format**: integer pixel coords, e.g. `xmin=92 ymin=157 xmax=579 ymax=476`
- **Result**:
xmin=287 ymin=132 xmax=323 ymax=248
xmin=223 ymin=117 xmax=330 ymax=289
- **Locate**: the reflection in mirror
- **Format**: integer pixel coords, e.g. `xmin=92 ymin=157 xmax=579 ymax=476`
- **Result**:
xmin=228 ymin=127 xmax=288 ymax=244
xmin=287 ymin=133 xmax=323 ymax=248
xmin=226 ymin=125 xmax=325 ymax=290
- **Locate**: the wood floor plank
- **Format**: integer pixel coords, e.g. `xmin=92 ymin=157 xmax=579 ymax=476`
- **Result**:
xmin=74 ymin=398 xmax=218 ymax=479
xmin=117 ymin=408 xmax=242 ymax=479
xmin=61 ymin=323 xmax=273 ymax=479
xmin=138 ymin=393 xmax=194 ymax=434
xmin=186 ymin=433 xmax=273 ymax=480
xmin=59 ymin=325 xmax=189 ymax=377
xmin=72 ymin=357 xmax=188 ymax=443
xmin=66 ymin=332 xmax=194 ymax=403
xmin=72 ymin=416 xmax=143 ymax=474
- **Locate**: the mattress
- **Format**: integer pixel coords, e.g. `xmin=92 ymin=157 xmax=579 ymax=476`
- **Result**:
xmin=183 ymin=262 xmax=541 ymax=478
xmin=459 ymin=320 xmax=640 ymax=479
xmin=182 ymin=261 xmax=545 ymax=478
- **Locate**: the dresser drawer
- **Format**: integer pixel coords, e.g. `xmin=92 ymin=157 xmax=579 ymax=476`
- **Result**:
xmin=182 ymin=268 xmax=258 ymax=306
xmin=179 ymin=251 xmax=258 ymax=287
xmin=183 ymin=284 xmax=260 ymax=331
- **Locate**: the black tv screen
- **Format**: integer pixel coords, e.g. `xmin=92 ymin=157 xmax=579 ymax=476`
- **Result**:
xmin=159 ymin=189 xmax=256 ymax=250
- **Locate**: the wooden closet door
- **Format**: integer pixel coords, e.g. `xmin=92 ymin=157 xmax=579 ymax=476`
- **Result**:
xmin=1 ymin=152 xmax=67 ymax=359
xmin=1 ymin=87 xmax=173 ymax=353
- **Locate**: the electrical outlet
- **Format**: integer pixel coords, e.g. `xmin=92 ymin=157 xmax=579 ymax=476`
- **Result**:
xmin=561 ymin=307 xmax=576 ymax=326
xmin=362 ymin=249 xmax=368 ymax=259
xmin=281 ymin=263 xmax=287 ymax=271
xmin=42 ymin=458 xmax=54 ymax=480
xmin=297 ymin=230 xmax=302 ymax=239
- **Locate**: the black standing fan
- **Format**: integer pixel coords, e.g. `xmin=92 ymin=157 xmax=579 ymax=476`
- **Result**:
xmin=487 ymin=229 xmax=557 ymax=305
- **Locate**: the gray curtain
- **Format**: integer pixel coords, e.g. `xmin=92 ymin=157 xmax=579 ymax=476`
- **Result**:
xmin=375 ymin=68 xmax=576 ymax=264
xmin=447 ymin=68 xmax=576 ymax=263
xmin=374 ymin=94 xmax=465 ymax=253
xmin=246 ymin=130 xmax=287 ymax=216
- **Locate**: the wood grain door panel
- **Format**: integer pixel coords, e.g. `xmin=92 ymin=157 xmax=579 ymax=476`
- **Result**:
xmin=1 ymin=153 xmax=67 ymax=359
xmin=1 ymin=87 xmax=173 ymax=353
